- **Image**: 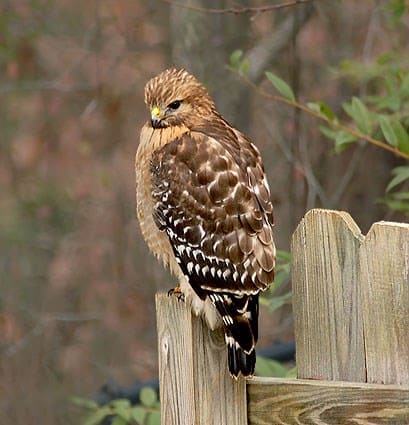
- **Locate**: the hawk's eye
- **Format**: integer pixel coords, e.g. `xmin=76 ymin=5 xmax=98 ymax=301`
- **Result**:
xmin=167 ymin=100 xmax=182 ymax=110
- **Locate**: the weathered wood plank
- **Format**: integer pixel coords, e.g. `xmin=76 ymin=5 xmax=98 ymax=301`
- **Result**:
xmin=155 ymin=210 xmax=409 ymax=424
xmin=156 ymin=293 xmax=196 ymax=425
xmin=191 ymin=314 xmax=247 ymax=425
xmin=156 ymin=292 xmax=247 ymax=425
xmin=247 ymin=377 xmax=409 ymax=425
xmin=360 ymin=221 xmax=409 ymax=385
xmin=291 ymin=209 xmax=366 ymax=381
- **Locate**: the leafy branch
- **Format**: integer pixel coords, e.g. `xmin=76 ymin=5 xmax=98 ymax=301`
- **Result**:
xmin=234 ymin=66 xmax=409 ymax=160
xmin=73 ymin=386 xmax=160 ymax=425
xmin=230 ymin=48 xmax=409 ymax=215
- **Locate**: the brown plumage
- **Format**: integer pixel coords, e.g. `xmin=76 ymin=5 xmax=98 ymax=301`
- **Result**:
xmin=135 ymin=68 xmax=276 ymax=378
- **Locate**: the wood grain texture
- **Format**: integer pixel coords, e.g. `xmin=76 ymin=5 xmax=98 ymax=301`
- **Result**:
xmin=360 ymin=221 xmax=409 ymax=385
xmin=155 ymin=210 xmax=409 ymax=425
xmin=156 ymin=292 xmax=247 ymax=425
xmin=292 ymin=209 xmax=409 ymax=386
xmin=156 ymin=293 xmax=196 ymax=425
xmin=247 ymin=377 xmax=409 ymax=425
xmin=291 ymin=209 xmax=365 ymax=381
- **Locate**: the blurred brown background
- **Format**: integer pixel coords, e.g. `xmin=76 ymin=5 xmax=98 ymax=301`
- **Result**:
xmin=1 ymin=1 xmax=407 ymax=423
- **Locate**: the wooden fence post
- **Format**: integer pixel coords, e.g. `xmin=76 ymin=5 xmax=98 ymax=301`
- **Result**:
xmin=156 ymin=209 xmax=409 ymax=424
xmin=247 ymin=209 xmax=409 ymax=424
xmin=292 ymin=209 xmax=409 ymax=385
xmin=291 ymin=209 xmax=366 ymax=381
xmin=360 ymin=221 xmax=409 ymax=384
xmin=156 ymin=293 xmax=247 ymax=425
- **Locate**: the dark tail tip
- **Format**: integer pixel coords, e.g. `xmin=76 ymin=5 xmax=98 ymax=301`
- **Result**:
xmin=227 ymin=343 xmax=256 ymax=378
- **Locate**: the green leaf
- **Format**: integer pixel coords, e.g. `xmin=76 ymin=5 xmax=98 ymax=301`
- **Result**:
xmin=380 ymin=116 xmax=409 ymax=153
xmin=336 ymin=132 xmax=357 ymax=152
xmin=82 ymin=407 xmax=111 ymax=425
xmin=255 ymin=356 xmax=290 ymax=378
xmin=131 ymin=406 xmax=148 ymax=424
xmin=335 ymin=131 xmax=358 ymax=153
xmin=111 ymin=417 xmax=128 ymax=425
xmin=276 ymin=249 xmax=291 ymax=263
xmin=265 ymin=71 xmax=295 ymax=101
xmin=387 ymin=0 xmax=406 ymax=22
xmin=139 ymin=387 xmax=157 ymax=407
xmin=268 ymin=291 xmax=292 ymax=313
xmin=285 ymin=366 xmax=297 ymax=378
xmin=319 ymin=125 xmax=340 ymax=140
xmin=380 ymin=94 xmax=401 ymax=112
xmin=376 ymin=51 xmax=392 ymax=65
xmin=318 ymin=101 xmax=336 ymax=121
xmin=401 ymin=72 xmax=409 ymax=96
xmin=342 ymin=100 xmax=353 ymax=117
xmin=382 ymin=196 xmax=409 ymax=213
xmin=273 ymin=268 xmax=289 ymax=287
xmin=379 ymin=115 xmax=398 ymax=147
xmin=229 ymin=49 xmax=249 ymax=75
xmin=239 ymin=58 xmax=250 ymax=75
xmin=111 ymin=399 xmax=131 ymax=409
xmin=389 ymin=191 xmax=409 ymax=200
xmin=398 ymin=134 xmax=409 ymax=155
xmin=229 ymin=49 xmax=243 ymax=70
xmin=386 ymin=166 xmax=409 ymax=192
xmin=367 ymin=93 xmax=401 ymax=111
xmin=111 ymin=399 xmax=132 ymax=421
xmin=344 ymin=97 xmax=373 ymax=134
xmin=336 ymin=60 xmax=375 ymax=81
xmin=146 ymin=411 xmax=161 ymax=425
xmin=259 ymin=295 xmax=272 ymax=308
xmin=319 ymin=125 xmax=358 ymax=153
xmin=384 ymin=75 xmax=397 ymax=94
xmin=70 ymin=396 xmax=99 ymax=410
xmin=270 ymin=267 xmax=290 ymax=291
xmin=306 ymin=102 xmax=320 ymax=113
xmin=307 ymin=101 xmax=336 ymax=121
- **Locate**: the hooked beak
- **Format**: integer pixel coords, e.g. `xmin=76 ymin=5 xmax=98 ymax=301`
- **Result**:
xmin=150 ymin=106 xmax=162 ymax=128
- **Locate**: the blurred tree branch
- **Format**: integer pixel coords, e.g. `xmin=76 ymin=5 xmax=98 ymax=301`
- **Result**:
xmin=161 ymin=0 xmax=314 ymax=14
xmin=0 ymin=81 xmax=95 ymax=94
xmin=169 ymin=0 xmax=315 ymax=128
xmin=246 ymin=2 xmax=315 ymax=82
xmin=262 ymin=115 xmax=328 ymax=205
xmin=4 ymin=312 xmax=100 ymax=357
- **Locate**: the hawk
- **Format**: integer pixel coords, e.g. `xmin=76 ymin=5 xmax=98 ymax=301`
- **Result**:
xmin=135 ymin=68 xmax=275 ymax=378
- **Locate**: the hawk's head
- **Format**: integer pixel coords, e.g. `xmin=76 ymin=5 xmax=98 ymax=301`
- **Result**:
xmin=144 ymin=68 xmax=216 ymax=129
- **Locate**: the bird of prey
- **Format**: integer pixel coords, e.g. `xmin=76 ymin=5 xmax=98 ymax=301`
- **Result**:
xmin=135 ymin=68 xmax=275 ymax=378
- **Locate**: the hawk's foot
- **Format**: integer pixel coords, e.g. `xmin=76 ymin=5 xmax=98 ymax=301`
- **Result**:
xmin=168 ymin=287 xmax=185 ymax=302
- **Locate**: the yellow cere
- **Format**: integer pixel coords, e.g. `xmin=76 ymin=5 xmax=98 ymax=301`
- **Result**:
xmin=151 ymin=106 xmax=161 ymax=117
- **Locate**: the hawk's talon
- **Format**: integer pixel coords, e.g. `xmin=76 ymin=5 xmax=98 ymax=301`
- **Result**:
xmin=176 ymin=292 xmax=185 ymax=302
xmin=168 ymin=287 xmax=185 ymax=302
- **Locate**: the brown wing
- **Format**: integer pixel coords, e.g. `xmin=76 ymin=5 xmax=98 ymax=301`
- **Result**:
xmin=150 ymin=129 xmax=275 ymax=298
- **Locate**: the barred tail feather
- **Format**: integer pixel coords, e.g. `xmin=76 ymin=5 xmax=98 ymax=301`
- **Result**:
xmin=226 ymin=334 xmax=256 ymax=378
xmin=209 ymin=293 xmax=259 ymax=378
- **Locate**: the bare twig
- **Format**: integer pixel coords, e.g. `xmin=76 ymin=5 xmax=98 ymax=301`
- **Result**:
xmin=161 ymin=0 xmax=314 ymax=15
xmin=4 ymin=312 xmax=100 ymax=357
xmin=262 ymin=116 xmax=328 ymax=205
xmin=246 ymin=1 xmax=314 ymax=83
xmin=325 ymin=6 xmax=380 ymax=208
xmin=323 ymin=5 xmax=380 ymax=207
xmin=0 ymin=81 xmax=95 ymax=94
xmin=328 ymin=144 xmax=367 ymax=208
xmin=4 ymin=321 xmax=48 ymax=357
xmin=238 ymin=74 xmax=409 ymax=160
